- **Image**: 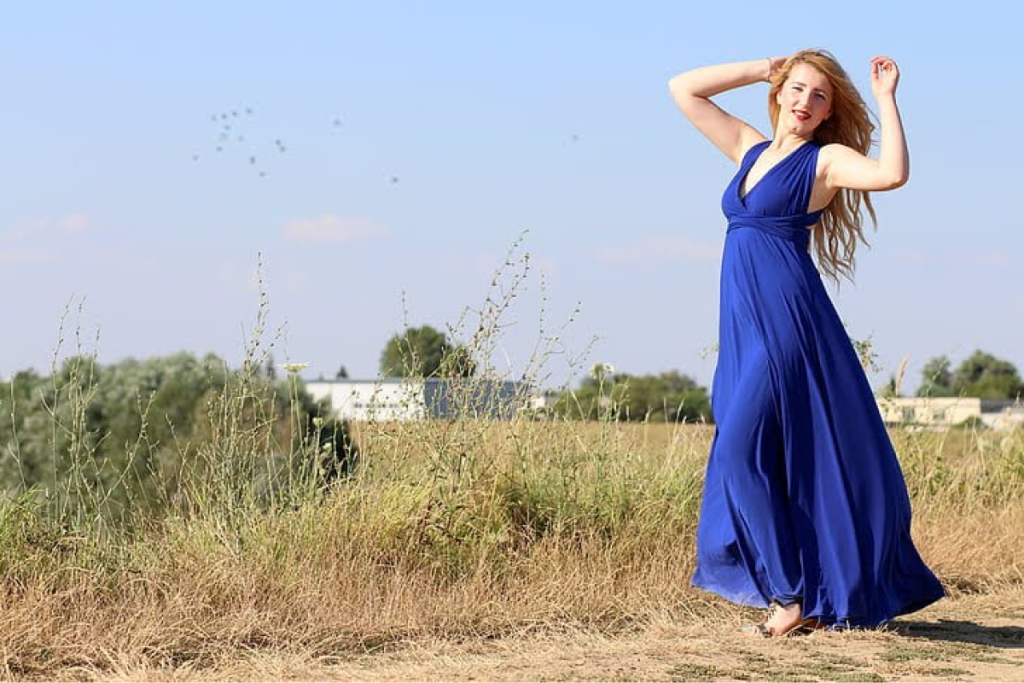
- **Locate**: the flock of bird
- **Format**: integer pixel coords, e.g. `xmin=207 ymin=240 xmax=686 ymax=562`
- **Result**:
xmin=192 ymin=107 xmax=582 ymax=183
xmin=192 ymin=107 xmax=347 ymax=180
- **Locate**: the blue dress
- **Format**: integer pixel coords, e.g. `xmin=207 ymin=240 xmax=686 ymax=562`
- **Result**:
xmin=691 ymin=140 xmax=944 ymax=627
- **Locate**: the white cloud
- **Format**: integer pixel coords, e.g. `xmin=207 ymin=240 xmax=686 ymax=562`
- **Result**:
xmin=283 ymin=215 xmax=388 ymax=244
xmin=7 ymin=213 xmax=94 ymax=240
xmin=594 ymin=235 xmax=722 ymax=264
xmin=0 ymin=213 xmax=96 ymax=264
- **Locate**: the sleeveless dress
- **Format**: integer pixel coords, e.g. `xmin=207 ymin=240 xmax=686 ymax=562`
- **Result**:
xmin=691 ymin=140 xmax=944 ymax=627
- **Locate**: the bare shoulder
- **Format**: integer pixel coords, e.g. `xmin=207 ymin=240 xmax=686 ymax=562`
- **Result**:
xmin=736 ymin=131 xmax=770 ymax=164
xmin=817 ymin=143 xmax=863 ymax=167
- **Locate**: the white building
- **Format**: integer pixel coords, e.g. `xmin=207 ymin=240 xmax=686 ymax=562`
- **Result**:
xmin=526 ymin=389 xmax=562 ymax=412
xmin=876 ymin=396 xmax=1024 ymax=431
xmin=305 ymin=378 xmax=528 ymax=421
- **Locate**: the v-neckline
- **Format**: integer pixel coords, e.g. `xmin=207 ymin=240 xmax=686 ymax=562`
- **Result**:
xmin=737 ymin=140 xmax=810 ymax=204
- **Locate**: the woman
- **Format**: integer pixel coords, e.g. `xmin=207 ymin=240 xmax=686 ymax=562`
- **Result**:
xmin=668 ymin=50 xmax=944 ymax=636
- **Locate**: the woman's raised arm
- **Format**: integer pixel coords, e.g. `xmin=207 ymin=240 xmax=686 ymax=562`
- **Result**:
xmin=823 ymin=57 xmax=908 ymax=191
xmin=668 ymin=58 xmax=785 ymax=163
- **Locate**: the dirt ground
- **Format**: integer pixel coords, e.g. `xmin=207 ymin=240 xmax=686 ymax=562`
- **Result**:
xmin=85 ymin=589 xmax=1024 ymax=682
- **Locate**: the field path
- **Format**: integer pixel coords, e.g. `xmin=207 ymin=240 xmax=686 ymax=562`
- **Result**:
xmin=110 ymin=589 xmax=1022 ymax=682
xmin=318 ymin=595 xmax=1022 ymax=682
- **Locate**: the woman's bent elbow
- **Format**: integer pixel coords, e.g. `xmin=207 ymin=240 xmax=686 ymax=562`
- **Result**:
xmin=668 ymin=74 xmax=693 ymax=97
xmin=886 ymin=172 xmax=909 ymax=190
xmin=668 ymin=78 xmax=700 ymax=114
xmin=869 ymin=167 xmax=908 ymax=191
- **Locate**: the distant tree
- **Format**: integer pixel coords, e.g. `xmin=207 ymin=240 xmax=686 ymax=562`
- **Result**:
xmin=556 ymin=369 xmax=711 ymax=423
xmin=379 ymin=325 xmax=476 ymax=378
xmin=917 ymin=351 xmax=1023 ymax=400
xmin=951 ymin=350 xmax=1023 ymax=400
xmin=335 ymin=365 xmax=349 ymax=379
xmin=916 ymin=355 xmax=954 ymax=397
xmin=0 ymin=351 xmax=358 ymax=520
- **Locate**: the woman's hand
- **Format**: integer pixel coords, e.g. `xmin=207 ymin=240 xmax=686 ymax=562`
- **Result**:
xmin=870 ymin=56 xmax=900 ymax=99
xmin=767 ymin=56 xmax=788 ymax=82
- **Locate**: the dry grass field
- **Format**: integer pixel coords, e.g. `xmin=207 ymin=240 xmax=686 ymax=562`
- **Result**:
xmin=0 ymin=416 xmax=1021 ymax=681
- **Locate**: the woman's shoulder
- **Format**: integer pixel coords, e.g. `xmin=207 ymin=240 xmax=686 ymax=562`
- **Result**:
xmin=738 ymin=137 xmax=771 ymax=164
xmin=815 ymin=142 xmax=861 ymax=174
xmin=816 ymin=142 xmax=858 ymax=160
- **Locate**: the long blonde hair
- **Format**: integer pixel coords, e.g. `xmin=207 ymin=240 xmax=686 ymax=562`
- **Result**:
xmin=769 ymin=49 xmax=877 ymax=283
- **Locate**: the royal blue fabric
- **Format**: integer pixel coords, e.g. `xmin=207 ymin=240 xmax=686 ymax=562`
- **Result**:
xmin=691 ymin=140 xmax=944 ymax=627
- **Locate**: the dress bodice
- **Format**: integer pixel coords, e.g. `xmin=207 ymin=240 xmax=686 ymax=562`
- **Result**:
xmin=721 ymin=140 xmax=823 ymax=249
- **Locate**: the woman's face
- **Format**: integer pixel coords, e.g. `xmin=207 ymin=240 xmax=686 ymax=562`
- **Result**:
xmin=776 ymin=63 xmax=834 ymax=135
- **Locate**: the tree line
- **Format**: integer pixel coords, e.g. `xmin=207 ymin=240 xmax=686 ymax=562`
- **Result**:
xmin=2 ymin=327 xmax=1017 ymax=518
xmin=374 ymin=325 xmax=1023 ymax=421
xmin=0 ymin=352 xmax=354 ymax=522
xmin=371 ymin=326 xmax=713 ymax=422
xmin=914 ymin=351 xmax=1023 ymax=400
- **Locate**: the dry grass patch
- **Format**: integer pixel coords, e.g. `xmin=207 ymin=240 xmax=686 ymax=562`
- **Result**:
xmin=52 ymin=588 xmax=1017 ymax=682
xmin=0 ymin=419 xmax=1020 ymax=680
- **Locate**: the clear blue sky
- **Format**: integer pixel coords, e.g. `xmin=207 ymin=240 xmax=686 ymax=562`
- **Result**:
xmin=2 ymin=1 xmax=1021 ymax=393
